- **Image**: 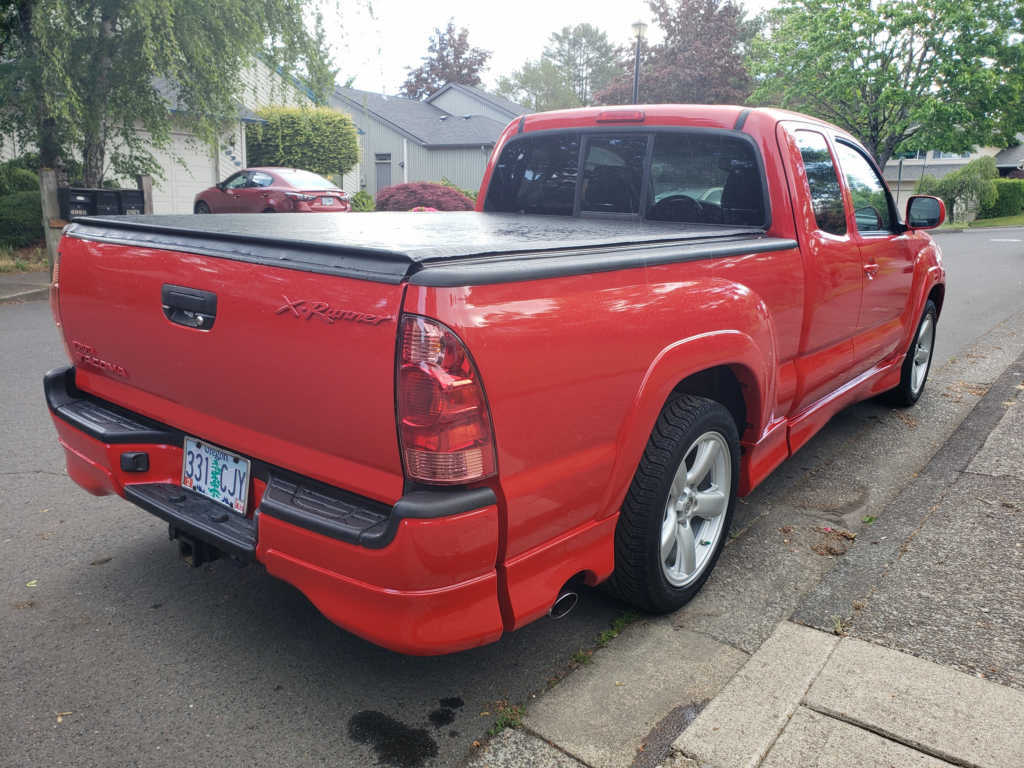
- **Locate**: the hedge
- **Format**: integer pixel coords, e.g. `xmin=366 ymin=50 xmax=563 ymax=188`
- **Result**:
xmin=375 ymin=182 xmax=474 ymax=212
xmin=976 ymin=178 xmax=1024 ymax=219
xmin=350 ymin=190 xmax=375 ymax=212
xmin=246 ymin=107 xmax=359 ymax=178
xmin=0 ymin=190 xmax=43 ymax=248
xmin=0 ymin=165 xmax=39 ymax=196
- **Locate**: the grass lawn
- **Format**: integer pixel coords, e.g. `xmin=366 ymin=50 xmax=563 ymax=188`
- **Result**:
xmin=0 ymin=242 xmax=48 ymax=272
xmin=968 ymin=212 xmax=1024 ymax=228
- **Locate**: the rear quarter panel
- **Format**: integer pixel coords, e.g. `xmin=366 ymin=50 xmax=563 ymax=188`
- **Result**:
xmin=404 ymin=245 xmax=804 ymax=564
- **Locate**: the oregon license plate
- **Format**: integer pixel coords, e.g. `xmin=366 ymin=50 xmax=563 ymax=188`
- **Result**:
xmin=181 ymin=437 xmax=251 ymax=515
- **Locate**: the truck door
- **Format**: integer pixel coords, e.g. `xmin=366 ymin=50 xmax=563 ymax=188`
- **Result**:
xmin=831 ymin=140 xmax=916 ymax=368
xmin=778 ymin=124 xmax=862 ymax=411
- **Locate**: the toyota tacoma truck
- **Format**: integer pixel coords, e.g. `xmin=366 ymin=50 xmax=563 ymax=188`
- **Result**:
xmin=44 ymin=105 xmax=946 ymax=654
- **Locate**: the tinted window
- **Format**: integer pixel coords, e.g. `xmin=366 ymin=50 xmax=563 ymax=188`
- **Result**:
xmin=484 ymin=134 xmax=580 ymax=216
xmin=580 ymin=136 xmax=648 ymax=215
xmin=275 ymin=169 xmax=335 ymax=190
xmin=835 ymin=142 xmax=893 ymax=232
xmin=648 ymin=133 xmax=765 ymax=226
xmin=223 ymin=172 xmax=248 ymax=190
xmin=250 ymin=171 xmax=274 ymax=187
xmin=793 ymin=131 xmax=846 ymax=236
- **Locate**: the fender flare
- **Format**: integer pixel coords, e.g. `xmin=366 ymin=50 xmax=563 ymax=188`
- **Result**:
xmin=597 ymin=327 xmax=772 ymax=519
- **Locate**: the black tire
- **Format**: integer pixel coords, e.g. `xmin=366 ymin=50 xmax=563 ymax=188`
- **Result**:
xmin=606 ymin=394 xmax=740 ymax=613
xmin=262 ymin=207 xmax=275 ymax=213
xmin=194 ymin=201 xmax=210 ymax=214
xmin=883 ymin=299 xmax=938 ymax=407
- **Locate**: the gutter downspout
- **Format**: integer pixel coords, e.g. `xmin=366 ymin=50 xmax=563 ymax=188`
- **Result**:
xmin=402 ymin=138 xmax=408 ymax=184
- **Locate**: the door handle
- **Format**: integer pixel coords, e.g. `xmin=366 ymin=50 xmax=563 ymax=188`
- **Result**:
xmin=162 ymin=284 xmax=217 ymax=330
xmin=864 ymin=263 xmax=879 ymax=280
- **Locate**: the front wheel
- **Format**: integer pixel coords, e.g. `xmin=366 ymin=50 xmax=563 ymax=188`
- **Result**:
xmin=194 ymin=201 xmax=210 ymax=214
xmin=883 ymin=299 xmax=937 ymax=407
xmin=606 ymin=394 xmax=739 ymax=613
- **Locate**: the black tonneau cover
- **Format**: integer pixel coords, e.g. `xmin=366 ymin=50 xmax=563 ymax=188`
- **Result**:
xmin=67 ymin=212 xmax=795 ymax=286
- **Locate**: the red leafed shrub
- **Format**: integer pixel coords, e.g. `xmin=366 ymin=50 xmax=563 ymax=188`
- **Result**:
xmin=375 ymin=182 xmax=474 ymax=212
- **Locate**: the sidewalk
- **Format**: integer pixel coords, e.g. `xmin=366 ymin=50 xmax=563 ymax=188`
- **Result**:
xmin=469 ymin=343 xmax=1024 ymax=767
xmin=0 ymin=268 xmax=50 ymax=304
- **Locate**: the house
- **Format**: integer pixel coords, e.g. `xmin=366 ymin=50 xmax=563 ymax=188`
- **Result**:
xmin=331 ymin=84 xmax=526 ymax=198
xmin=2 ymin=58 xmax=361 ymax=214
xmin=146 ymin=59 xmax=360 ymax=214
xmin=884 ymin=136 xmax=1024 ymax=208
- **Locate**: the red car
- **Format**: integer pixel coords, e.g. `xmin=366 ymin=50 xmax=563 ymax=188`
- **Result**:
xmin=193 ymin=167 xmax=350 ymax=213
xmin=48 ymin=105 xmax=945 ymax=654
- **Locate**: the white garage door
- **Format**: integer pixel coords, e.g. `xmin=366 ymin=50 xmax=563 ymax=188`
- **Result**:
xmin=149 ymin=132 xmax=218 ymax=214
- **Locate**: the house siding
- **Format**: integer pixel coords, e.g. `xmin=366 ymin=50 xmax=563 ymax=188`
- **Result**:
xmin=239 ymin=59 xmax=312 ymax=110
xmin=428 ymin=89 xmax=515 ymax=126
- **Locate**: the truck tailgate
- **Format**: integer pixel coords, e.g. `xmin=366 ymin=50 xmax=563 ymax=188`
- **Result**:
xmin=57 ymin=236 xmax=405 ymax=503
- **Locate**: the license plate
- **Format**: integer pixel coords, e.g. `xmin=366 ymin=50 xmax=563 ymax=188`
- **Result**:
xmin=181 ymin=437 xmax=251 ymax=515
xmin=320 ymin=196 xmax=336 ymax=206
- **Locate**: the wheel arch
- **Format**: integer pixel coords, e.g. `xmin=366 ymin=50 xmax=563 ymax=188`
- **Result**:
xmin=598 ymin=329 xmax=771 ymax=521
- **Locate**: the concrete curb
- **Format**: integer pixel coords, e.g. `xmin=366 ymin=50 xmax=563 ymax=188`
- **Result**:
xmin=0 ymin=286 xmax=49 ymax=304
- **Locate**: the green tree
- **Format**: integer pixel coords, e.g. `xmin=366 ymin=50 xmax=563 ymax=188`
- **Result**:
xmin=748 ymin=0 xmax=1024 ymax=167
xmin=497 ymin=23 xmax=618 ymax=111
xmin=245 ymin=107 xmax=359 ymax=178
xmin=401 ymin=20 xmax=490 ymax=100
xmin=916 ymin=156 xmax=999 ymax=223
xmin=596 ymin=0 xmax=757 ymax=106
xmin=0 ymin=0 xmax=336 ymax=187
xmin=544 ymin=24 xmax=618 ymax=106
xmin=496 ymin=59 xmax=581 ymax=112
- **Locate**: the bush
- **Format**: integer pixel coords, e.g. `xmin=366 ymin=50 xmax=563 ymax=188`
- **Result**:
xmin=375 ymin=182 xmax=474 ymax=212
xmin=246 ymin=106 xmax=359 ymax=178
xmin=439 ymin=176 xmax=477 ymax=202
xmin=977 ymin=178 xmax=1024 ymax=219
xmin=0 ymin=191 xmax=43 ymax=248
xmin=0 ymin=165 xmax=39 ymax=196
xmin=350 ymin=189 xmax=375 ymax=212
xmin=914 ymin=156 xmax=998 ymax=223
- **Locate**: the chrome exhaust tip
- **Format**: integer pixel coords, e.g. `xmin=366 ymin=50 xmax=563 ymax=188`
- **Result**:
xmin=549 ymin=590 xmax=579 ymax=620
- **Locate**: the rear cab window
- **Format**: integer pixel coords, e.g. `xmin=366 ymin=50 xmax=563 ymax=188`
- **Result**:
xmin=484 ymin=129 xmax=767 ymax=228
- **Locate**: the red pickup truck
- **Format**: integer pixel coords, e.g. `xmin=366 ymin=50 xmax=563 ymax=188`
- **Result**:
xmin=45 ymin=105 xmax=946 ymax=654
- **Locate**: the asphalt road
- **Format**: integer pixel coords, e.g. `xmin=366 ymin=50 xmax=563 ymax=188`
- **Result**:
xmin=1 ymin=227 xmax=1021 ymax=768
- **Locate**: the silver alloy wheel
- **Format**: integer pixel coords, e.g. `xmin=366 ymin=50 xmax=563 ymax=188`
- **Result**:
xmin=660 ymin=431 xmax=731 ymax=587
xmin=911 ymin=313 xmax=935 ymax=396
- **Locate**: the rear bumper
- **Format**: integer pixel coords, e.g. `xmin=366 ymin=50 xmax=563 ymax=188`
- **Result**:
xmin=45 ymin=366 xmax=504 ymax=654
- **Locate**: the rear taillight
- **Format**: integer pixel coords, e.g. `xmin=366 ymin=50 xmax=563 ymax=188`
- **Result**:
xmin=397 ymin=315 xmax=496 ymax=485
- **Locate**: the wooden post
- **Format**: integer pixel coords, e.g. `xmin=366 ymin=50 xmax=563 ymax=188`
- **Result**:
xmin=137 ymin=174 xmax=154 ymax=214
xmin=39 ymin=168 xmax=62 ymax=270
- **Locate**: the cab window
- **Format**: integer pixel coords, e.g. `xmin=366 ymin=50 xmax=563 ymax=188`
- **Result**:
xmin=484 ymin=134 xmax=580 ymax=216
xmin=580 ymin=136 xmax=648 ymax=215
xmin=834 ymin=141 xmax=894 ymax=232
xmin=793 ymin=131 xmax=846 ymax=236
xmin=223 ymin=172 xmax=248 ymax=190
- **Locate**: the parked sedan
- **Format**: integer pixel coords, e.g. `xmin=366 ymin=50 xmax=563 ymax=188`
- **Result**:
xmin=194 ymin=168 xmax=350 ymax=214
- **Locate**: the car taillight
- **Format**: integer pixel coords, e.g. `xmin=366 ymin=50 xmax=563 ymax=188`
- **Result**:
xmin=397 ymin=315 xmax=496 ymax=485
xmin=50 ymin=233 xmax=64 ymax=329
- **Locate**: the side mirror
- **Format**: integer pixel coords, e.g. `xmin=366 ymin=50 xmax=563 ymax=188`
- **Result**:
xmin=906 ymin=195 xmax=945 ymax=230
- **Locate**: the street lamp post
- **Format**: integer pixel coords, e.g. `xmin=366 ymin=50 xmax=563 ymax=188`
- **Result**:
xmin=631 ymin=21 xmax=647 ymax=105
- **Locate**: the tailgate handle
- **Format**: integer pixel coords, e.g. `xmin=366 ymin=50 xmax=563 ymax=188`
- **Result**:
xmin=162 ymin=284 xmax=217 ymax=330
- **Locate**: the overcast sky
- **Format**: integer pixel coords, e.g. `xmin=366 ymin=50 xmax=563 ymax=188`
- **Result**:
xmin=325 ymin=0 xmax=778 ymax=95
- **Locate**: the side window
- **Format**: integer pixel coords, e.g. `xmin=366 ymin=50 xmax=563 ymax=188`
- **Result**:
xmin=250 ymin=171 xmax=274 ymax=188
xmin=484 ymin=134 xmax=580 ymax=216
xmin=793 ymin=131 xmax=846 ymax=236
xmin=580 ymin=135 xmax=648 ymax=215
xmin=224 ymin=172 xmax=248 ymax=190
xmin=834 ymin=142 xmax=893 ymax=232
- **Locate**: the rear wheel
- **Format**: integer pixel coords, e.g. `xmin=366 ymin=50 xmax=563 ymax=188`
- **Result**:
xmin=883 ymin=299 xmax=937 ymax=407
xmin=194 ymin=201 xmax=210 ymax=214
xmin=606 ymin=394 xmax=739 ymax=613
